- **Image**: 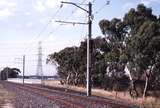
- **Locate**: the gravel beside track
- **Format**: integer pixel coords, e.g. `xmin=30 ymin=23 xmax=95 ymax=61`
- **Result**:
xmin=2 ymin=82 xmax=65 ymax=108
xmin=1 ymin=81 xmax=135 ymax=108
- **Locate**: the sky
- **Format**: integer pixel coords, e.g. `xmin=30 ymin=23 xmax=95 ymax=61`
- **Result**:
xmin=0 ymin=0 xmax=159 ymax=76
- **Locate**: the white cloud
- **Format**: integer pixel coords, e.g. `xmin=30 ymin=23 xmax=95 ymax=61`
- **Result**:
xmin=0 ymin=8 xmax=12 ymax=19
xmin=25 ymin=12 xmax=31 ymax=16
xmin=39 ymin=17 xmax=49 ymax=24
xmin=46 ymin=0 xmax=59 ymax=8
xmin=141 ymin=1 xmax=150 ymax=6
xmin=34 ymin=0 xmax=70 ymax=12
xmin=45 ymin=0 xmax=69 ymax=8
xmin=141 ymin=0 xmax=160 ymax=6
xmin=0 ymin=1 xmax=16 ymax=8
xmin=0 ymin=0 xmax=17 ymax=20
xmin=40 ymin=17 xmax=59 ymax=28
xmin=0 ymin=0 xmax=6 ymax=6
xmin=50 ymin=20 xmax=59 ymax=28
xmin=73 ymin=9 xmax=85 ymax=17
xmin=122 ymin=0 xmax=160 ymax=14
xmin=34 ymin=1 xmax=46 ymax=12
xmin=47 ymin=34 xmax=55 ymax=41
xmin=122 ymin=2 xmax=135 ymax=12
xmin=26 ymin=22 xmax=33 ymax=28
xmin=16 ymin=24 xmax=22 ymax=28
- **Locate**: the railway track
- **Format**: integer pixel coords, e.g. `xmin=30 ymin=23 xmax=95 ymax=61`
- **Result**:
xmin=2 ymin=81 xmax=134 ymax=108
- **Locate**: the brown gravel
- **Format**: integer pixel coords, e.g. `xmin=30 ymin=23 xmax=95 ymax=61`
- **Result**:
xmin=0 ymin=84 xmax=15 ymax=108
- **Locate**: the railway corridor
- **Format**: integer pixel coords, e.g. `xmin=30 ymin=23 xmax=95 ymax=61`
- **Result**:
xmin=1 ymin=81 xmax=136 ymax=108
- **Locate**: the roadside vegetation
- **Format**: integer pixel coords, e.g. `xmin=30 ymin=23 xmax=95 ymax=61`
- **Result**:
xmin=0 ymin=67 xmax=21 ymax=80
xmin=47 ymin=4 xmax=160 ymax=107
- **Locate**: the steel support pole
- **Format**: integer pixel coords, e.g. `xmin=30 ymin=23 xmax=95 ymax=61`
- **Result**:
xmin=87 ymin=2 xmax=92 ymax=96
xmin=23 ymin=55 xmax=25 ymax=85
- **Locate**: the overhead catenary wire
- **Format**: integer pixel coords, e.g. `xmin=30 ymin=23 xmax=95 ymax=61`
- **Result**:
xmin=0 ymin=0 xmax=91 ymax=67
xmin=79 ymin=13 xmax=88 ymax=42
xmin=34 ymin=8 xmax=62 ymax=40
xmin=0 ymin=0 xmax=110 ymax=57
xmin=24 ymin=0 xmax=87 ymax=53
xmin=70 ymin=0 xmax=87 ymax=16
xmin=24 ymin=6 xmax=63 ymax=54
xmin=94 ymin=0 xmax=110 ymax=15
xmin=53 ymin=1 xmax=93 ymax=96
xmin=42 ymin=0 xmax=88 ymax=42
xmin=31 ymin=6 xmax=62 ymax=41
xmin=0 ymin=0 xmax=113 ymax=77
xmin=92 ymin=0 xmax=96 ymax=3
xmin=38 ymin=0 xmax=88 ymax=43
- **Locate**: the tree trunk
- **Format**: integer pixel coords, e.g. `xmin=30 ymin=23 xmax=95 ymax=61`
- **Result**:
xmin=65 ymin=73 xmax=71 ymax=91
xmin=66 ymin=73 xmax=71 ymax=85
xmin=124 ymin=65 xmax=134 ymax=88
xmin=143 ymin=65 xmax=153 ymax=99
xmin=143 ymin=75 xmax=148 ymax=99
xmin=74 ymin=72 xmax=78 ymax=85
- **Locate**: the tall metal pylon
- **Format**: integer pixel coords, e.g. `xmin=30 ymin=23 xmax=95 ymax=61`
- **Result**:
xmin=36 ymin=41 xmax=43 ymax=79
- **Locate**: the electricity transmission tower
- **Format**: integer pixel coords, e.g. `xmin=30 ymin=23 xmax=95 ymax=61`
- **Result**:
xmin=36 ymin=41 xmax=43 ymax=79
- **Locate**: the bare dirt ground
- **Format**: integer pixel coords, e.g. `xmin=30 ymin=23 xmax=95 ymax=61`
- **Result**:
xmin=0 ymin=84 xmax=15 ymax=108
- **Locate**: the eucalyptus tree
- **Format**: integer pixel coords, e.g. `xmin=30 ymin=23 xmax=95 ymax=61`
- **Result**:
xmin=0 ymin=67 xmax=21 ymax=80
xmin=47 ymin=37 xmax=110 ymax=87
xmin=99 ymin=4 xmax=160 ymax=97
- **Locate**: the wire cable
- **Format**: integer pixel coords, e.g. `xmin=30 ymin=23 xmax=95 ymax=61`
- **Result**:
xmin=24 ymin=0 xmax=87 ymax=53
xmin=24 ymin=0 xmax=89 ymax=57
xmin=65 ymin=0 xmax=87 ymax=20
xmin=41 ymin=0 xmax=88 ymax=42
xmin=94 ymin=0 xmax=110 ymax=15
xmin=92 ymin=0 xmax=96 ymax=3
xmin=24 ymin=6 xmax=63 ymax=54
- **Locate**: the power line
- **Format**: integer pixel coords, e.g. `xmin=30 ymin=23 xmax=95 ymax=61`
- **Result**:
xmin=44 ymin=0 xmax=110 ymax=42
xmin=0 ymin=0 xmax=89 ymax=56
xmin=55 ymin=1 xmax=92 ymax=97
xmin=69 ymin=0 xmax=87 ymax=16
xmin=22 ymin=0 xmax=88 ymax=51
xmin=25 ymin=0 xmax=86 ymax=52
xmin=94 ymin=0 xmax=110 ymax=15
xmin=79 ymin=13 xmax=88 ymax=42
xmin=33 ymin=7 xmax=62 ymax=41
xmin=39 ymin=0 xmax=88 ymax=43
xmin=24 ymin=6 xmax=63 ymax=53
xmin=92 ymin=0 xmax=96 ymax=3
xmin=41 ymin=0 xmax=88 ymax=42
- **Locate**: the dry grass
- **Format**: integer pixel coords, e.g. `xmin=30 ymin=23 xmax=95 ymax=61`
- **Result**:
xmin=43 ymin=80 xmax=134 ymax=102
xmin=140 ymin=97 xmax=160 ymax=108
xmin=43 ymin=80 xmax=160 ymax=108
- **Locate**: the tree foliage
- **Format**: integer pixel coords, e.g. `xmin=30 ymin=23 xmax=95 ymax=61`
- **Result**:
xmin=0 ymin=67 xmax=21 ymax=80
xmin=48 ymin=37 xmax=111 ymax=87
xmin=48 ymin=4 xmax=160 ymax=97
xmin=99 ymin=4 xmax=160 ymax=97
